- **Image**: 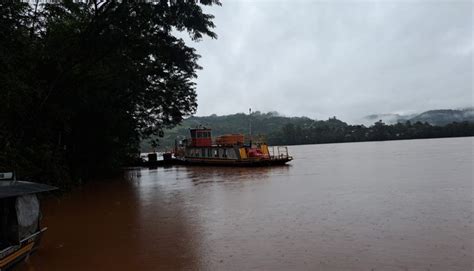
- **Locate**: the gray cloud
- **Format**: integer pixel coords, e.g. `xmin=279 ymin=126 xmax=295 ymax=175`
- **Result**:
xmin=184 ymin=0 xmax=472 ymax=123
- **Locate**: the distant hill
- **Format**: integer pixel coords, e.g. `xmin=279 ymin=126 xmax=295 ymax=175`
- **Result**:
xmin=142 ymin=108 xmax=474 ymax=151
xmin=409 ymin=108 xmax=474 ymax=126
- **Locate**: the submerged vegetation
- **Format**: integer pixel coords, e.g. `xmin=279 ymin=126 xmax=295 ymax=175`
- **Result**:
xmin=145 ymin=111 xmax=474 ymax=151
xmin=0 ymin=1 xmax=220 ymax=186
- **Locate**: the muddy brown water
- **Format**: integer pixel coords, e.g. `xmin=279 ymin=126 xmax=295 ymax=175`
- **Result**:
xmin=17 ymin=137 xmax=473 ymax=270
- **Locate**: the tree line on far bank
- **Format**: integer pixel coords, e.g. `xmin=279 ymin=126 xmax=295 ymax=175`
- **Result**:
xmin=146 ymin=111 xmax=474 ymax=151
xmin=270 ymin=118 xmax=474 ymax=146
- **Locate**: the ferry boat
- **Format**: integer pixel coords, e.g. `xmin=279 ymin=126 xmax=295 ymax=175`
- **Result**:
xmin=0 ymin=172 xmax=57 ymax=270
xmin=174 ymin=127 xmax=293 ymax=166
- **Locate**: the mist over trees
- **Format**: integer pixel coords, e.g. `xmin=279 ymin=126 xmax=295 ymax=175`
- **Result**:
xmin=0 ymin=1 xmax=220 ymax=185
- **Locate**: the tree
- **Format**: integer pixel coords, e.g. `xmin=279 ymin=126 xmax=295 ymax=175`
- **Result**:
xmin=0 ymin=0 xmax=220 ymax=185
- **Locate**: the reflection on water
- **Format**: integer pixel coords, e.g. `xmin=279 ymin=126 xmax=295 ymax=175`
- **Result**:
xmin=185 ymin=165 xmax=290 ymax=185
xmin=18 ymin=137 xmax=473 ymax=271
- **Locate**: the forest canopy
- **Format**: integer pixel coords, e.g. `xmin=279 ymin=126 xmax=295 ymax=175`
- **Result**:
xmin=0 ymin=0 xmax=220 ymax=185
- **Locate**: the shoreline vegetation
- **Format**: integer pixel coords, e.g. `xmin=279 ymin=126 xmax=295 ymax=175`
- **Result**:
xmin=144 ymin=110 xmax=474 ymax=152
xmin=0 ymin=1 xmax=221 ymax=187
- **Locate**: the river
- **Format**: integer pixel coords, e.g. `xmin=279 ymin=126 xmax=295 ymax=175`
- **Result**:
xmin=17 ymin=137 xmax=473 ymax=270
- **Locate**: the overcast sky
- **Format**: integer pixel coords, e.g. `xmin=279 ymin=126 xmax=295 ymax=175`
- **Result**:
xmin=184 ymin=0 xmax=472 ymax=123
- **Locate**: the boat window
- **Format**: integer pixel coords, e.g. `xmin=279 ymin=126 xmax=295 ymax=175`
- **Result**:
xmin=227 ymin=149 xmax=235 ymax=159
xmin=213 ymin=149 xmax=219 ymax=158
xmin=223 ymin=149 xmax=227 ymax=158
xmin=201 ymin=148 xmax=206 ymax=157
xmin=0 ymin=198 xmax=19 ymax=250
xmin=208 ymin=148 xmax=212 ymax=157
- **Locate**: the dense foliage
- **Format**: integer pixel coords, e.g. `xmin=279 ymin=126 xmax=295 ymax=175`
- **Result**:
xmin=146 ymin=111 xmax=474 ymax=151
xmin=0 ymin=1 xmax=219 ymax=185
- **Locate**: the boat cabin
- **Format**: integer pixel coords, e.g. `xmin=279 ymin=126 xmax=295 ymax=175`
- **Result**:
xmin=184 ymin=128 xmax=244 ymax=160
xmin=0 ymin=172 xmax=56 ymax=270
xmin=189 ymin=128 xmax=212 ymax=147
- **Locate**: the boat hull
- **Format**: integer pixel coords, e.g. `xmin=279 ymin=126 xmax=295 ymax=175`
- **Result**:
xmin=0 ymin=228 xmax=46 ymax=270
xmin=180 ymin=157 xmax=293 ymax=167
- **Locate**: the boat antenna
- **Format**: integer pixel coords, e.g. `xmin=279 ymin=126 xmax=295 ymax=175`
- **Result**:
xmin=249 ymin=108 xmax=252 ymax=145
